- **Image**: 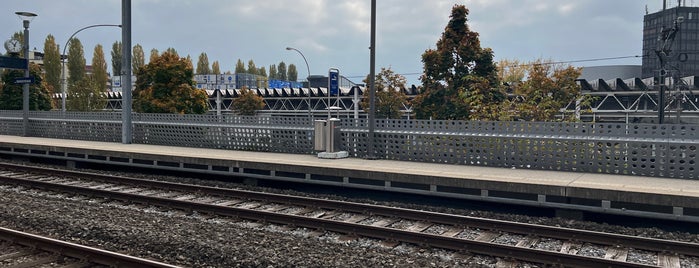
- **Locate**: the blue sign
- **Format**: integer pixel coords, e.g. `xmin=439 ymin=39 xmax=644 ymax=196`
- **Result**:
xmin=329 ymin=70 xmax=339 ymax=96
xmin=0 ymin=56 xmax=27 ymax=69
xmin=13 ymin=77 xmax=34 ymax=84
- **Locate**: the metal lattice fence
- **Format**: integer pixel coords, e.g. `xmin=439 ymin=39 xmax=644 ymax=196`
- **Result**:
xmin=0 ymin=111 xmax=696 ymax=179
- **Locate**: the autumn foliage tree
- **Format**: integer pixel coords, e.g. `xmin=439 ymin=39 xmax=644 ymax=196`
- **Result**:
xmin=361 ymin=68 xmax=408 ymax=119
xmin=412 ymin=4 xmax=501 ymax=120
xmin=134 ymin=51 xmax=208 ymax=114
xmin=502 ymin=61 xmax=585 ymax=121
xmin=232 ymin=87 xmax=265 ymax=115
xmin=42 ymin=35 xmax=61 ymax=94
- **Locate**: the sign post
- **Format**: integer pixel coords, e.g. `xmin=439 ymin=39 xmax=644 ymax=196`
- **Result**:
xmin=328 ymin=68 xmax=339 ymax=118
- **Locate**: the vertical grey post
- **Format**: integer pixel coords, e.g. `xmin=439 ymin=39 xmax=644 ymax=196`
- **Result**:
xmin=366 ymin=0 xmax=377 ymax=159
xmin=22 ymin=19 xmax=30 ymax=137
xmin=121 ymin=0 xmax=133 ymax=144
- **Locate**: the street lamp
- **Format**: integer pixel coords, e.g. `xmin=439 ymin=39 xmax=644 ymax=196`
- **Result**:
xmin=61 ymin=24 xmax=121 ymax=112
xmin=285 ymin=47 xmax=312 ymax=121
xmin=16 ymin=11 xmax=37 ymax=137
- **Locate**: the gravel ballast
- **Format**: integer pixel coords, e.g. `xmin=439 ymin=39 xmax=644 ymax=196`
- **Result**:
xmin=0 ymin=186 xmax=482 ymax=267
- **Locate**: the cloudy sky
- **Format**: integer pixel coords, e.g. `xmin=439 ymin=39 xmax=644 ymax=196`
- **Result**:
xmin=1 ymin=0 xmax=679 ymax=85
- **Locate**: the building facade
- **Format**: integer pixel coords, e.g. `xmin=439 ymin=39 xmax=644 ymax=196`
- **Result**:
xmin=642 ymin=5 xmax=699 ymax=79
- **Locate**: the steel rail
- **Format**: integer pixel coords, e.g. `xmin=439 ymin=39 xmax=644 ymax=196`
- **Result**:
xmin=0 ymin=227 xmax=179 ymax=267
xmin=0 ymin=174 xmax=661 ymax=267
xmin=2 ymin=162 xmax=697 ymax=257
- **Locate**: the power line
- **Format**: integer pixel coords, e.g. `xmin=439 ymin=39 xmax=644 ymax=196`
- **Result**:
xmin=344 ymin=55 xmax=644 ymax=79
xmin=507 ymin=55 xmax=642 ymax=68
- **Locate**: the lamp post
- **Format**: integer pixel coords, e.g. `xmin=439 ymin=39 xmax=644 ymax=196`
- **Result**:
xmin=15 ymin=11 xmax=37 ymax=137
xmin=285 ymin=47 xmax=312 ymax=121
xmin=366 ymin=0 xmax=378 ymax=159
xmin=61 ymin=24 xmax=121 ymax=112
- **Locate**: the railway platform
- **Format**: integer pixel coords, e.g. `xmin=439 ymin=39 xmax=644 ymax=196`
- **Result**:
xmin=1 ymin=135 xmax=698 ymax=223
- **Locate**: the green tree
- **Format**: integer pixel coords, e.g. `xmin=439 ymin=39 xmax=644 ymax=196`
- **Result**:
xmin=269 ymin=64 xmax=278 ymax=80
xmin=0 ymin=63 xmax=53 ymax=110
xmin=211 ymin=61 xmax=221 ymax=74
xmin=111 ymin=41 xmax=122 ymax=76
xmin=66 ymin=75 xmax=106 ymax=111
xmin=412 ymin=4 xmax=500 ymax=120
xmin=247 ymin=60 xmax=257 ymax=75
xmin=196 ymin=52 xmax=210 ymax=74
xmin=132 ymin=44 xmax=145 ymax=73
xmin=42 ymin=34 xmax=61 ymax=94
xmin=67 ymin=38 xmax=86 ymax=85
xmin=361 ymin=67 xmax=408 ymax=119
xmin=258 ymin=66 xmax=267 ymax=77
xmin=235 ymin=59 xmax=246 ymax=73
xmin=277 ymin=61 xmax=287 ymax=81
xmin=134 ymin=51 xmax=208 ymax=114
xmin=92 ymin=44 xmax=108 ymax=91
xmin=287 ymin=64 xmax=298 ymax=81
xmin=232 ymin=86 xmax=265 ymax=115
xmin=149 ymin=48 xmax=159 ymax=63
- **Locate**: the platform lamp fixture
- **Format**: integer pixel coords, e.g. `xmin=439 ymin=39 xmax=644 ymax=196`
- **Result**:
xmin=61 ymin=24 xmax=122 ymax=112
xmin=286 ymin=47 xmax=312 ymax=121
xmin=15 ymin=11 xmax=37 ymax=137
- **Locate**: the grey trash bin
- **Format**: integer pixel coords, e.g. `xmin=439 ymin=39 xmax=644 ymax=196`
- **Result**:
xmin=325 ymin=118 xmax=342 ymax=153
xmin=314 ymin=120 xmax=327 ymax=151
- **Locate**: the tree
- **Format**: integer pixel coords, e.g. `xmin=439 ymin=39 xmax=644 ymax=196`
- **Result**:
xmin=132 ymin=44 xmax=145 ymax=73
xmin=269 ymin=64 xmax=278 ymax=80
xmin=66 ymin=75 xmax=106 ymax=111
xmin=497 ymin=59 xmax=530 ymax=85
xmin=185 ymin=55 xmax=193 ymax=69
xmin=42 ymin=34 xmax=61 ymax=93
xmin=211 ymin=61 xmax=221 ymax=74
xmin=67 ymin=38 xmax=86 ymax=85
xmin=232 ymin=86 xmax=265 ymax=115
xmin=287 ymin=64 xmax=298 ymax=81
xmin=235 ymin=59 xmax=246 ymax=74
xmin=149 ymin=48 xmax=159 ymax=63
xmin=258 ymin=66 xmax=267 ymax=77
xmin=0 ymin=63 xmax=53 ymax=110
xmin=277 ymin=61 xmax=287 ymax=81
xmin=412 ymin=4 xmax=500 ymax=120
xmin=134 ymin=51 xmax=208 ymax=114
xmin=92 ymin=44 xmax=108 ymax=92
xmin=505 ymin=61 xmax=586 ymax=122
xmin=361 ymin=67 xmax=408 ymax=119
xmin=247 ymin=60 xmax=257 ymax=75
xmin=196 ymin=52 xmax=210 ymax=74
xmin=165 ymin=47 xmax=179 ymax=57
xmin=111 ymin=41 xmax=122 ymax=76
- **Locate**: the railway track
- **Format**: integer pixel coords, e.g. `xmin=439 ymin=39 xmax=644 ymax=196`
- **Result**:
xmin=0 ymin=226 xmax=178 ymax=267
xmin=0 ymin=163 xmax=695 ymax=267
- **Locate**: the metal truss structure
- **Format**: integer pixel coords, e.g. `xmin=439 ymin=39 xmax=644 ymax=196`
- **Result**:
xmin=571 ymin=77 xmax=699 ymax=123
xmin=100 ymin=86 xmax=418 ymax=119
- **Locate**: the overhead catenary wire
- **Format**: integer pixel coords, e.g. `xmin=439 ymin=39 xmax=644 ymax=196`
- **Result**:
xmin=343 ymin=55 xmax=645 ymax=79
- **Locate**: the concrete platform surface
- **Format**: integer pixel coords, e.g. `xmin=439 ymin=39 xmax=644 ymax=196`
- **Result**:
xmin=2 ymin=135 xmax=699 ymax=221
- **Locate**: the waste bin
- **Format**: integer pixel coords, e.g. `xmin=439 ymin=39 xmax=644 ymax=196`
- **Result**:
xmin=326 ymin=118 xmax=342 ymax=153
xmin=314 ymin=120 xmax=327 ymax=151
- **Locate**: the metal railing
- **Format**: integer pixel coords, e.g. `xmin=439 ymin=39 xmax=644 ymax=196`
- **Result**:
xmin=0 ymin=110 xmax=696 ymax=180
